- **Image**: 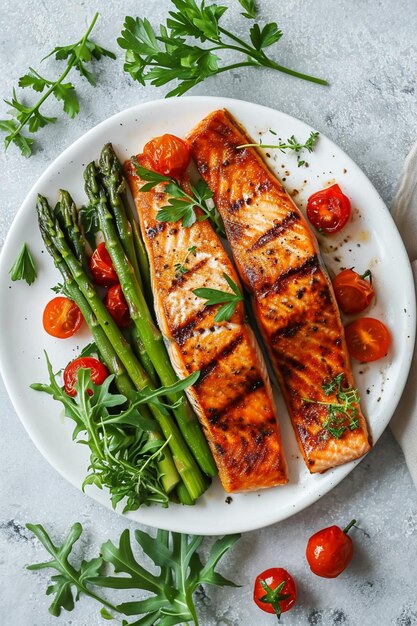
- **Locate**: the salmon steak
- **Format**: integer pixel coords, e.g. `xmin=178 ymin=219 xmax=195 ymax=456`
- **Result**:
xmin=188 ymin=109 xmax=371 ymax=473
xmin=125 ymin=155 xmax=288 ymax=492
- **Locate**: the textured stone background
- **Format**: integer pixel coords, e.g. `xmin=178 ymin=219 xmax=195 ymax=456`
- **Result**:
xmin=0 ymin=1 xmax=416 ymax=625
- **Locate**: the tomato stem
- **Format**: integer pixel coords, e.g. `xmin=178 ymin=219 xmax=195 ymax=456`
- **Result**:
xmin=360 ymin=269 xmax=372 ymax=283
xmin=343 ymin=519 xmax=357 ymax=534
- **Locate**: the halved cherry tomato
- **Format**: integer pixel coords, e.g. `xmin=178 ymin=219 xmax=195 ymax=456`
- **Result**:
xmin=63 ymin=357 xmax=109 ymax=397
xmin=89 ymin=242 xmax=118 ymax=288
xmin=345 ymin=317 xmax=391 ymax=362
xmin=253 ymin=568 xmax=297 ymax=619
xmin=143 ymin=134 xmax=191 ymax=178
xmin=43 ymin=297 xmax=83 ymax=339
xmin=307 ymin=184 xmax=351 ymax=234
xmin=306 ymin=519 xmax=356 ymax=578
xmin=333 ymin=269 xmax=374 ymax=315
xmin=105 ymin=284 xmax=130 ymax=329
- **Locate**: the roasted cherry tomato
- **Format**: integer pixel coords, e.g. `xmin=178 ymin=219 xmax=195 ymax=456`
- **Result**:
xmin=43 ymin=296 xmax=83 ymax=339
xmin=253 ymin=568 xmax=297 ymax=619
xmin=306 ymin=519 xmax=356 ymax=578
xmin=89 ymin=242 xmax=118 ymax=288
xmin=143 ymin=134 xmax=191 ymax=178
xmin=307 ymin=184 xmax=351 ymax=234
xmin=105 ymin=284 xmax=130 ymax=328
xmin=333 ymin=269 xmax=374 ymax=315
xmin=345 ymin=317 xmax=391 ymax=362
xmin=63 ymin=357 xmax=109 ymax=397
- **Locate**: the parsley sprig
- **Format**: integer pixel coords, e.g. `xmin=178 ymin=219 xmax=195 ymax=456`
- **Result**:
xmin=118 ymin=0 xmax=327 ymax=98
xmin=8 ymin=243 xmax=37 ymax=285
xmin=31 ymin=353 xmax=199 ymax=511
xmin=134 ymin=160 xmax=225 ymax=235
xmin=0 ymin=13 xmax=115 ymax=157
xmin=174 ymin=245 xmax=198 ymax=277
xmin=238 ymin=129 xmax=320 ymax=167
xmin=193 ymin=273 xmax=244 ymax=323
xmin=303 ymin=373 xmax=360 ymax=439
xmin=27 ymin=521 xmax=240 ymax=624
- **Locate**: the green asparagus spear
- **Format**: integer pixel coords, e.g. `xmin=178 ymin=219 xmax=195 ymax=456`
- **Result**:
xmin=37 ymin=194 xmax=207 ymax=501
xmin=99 ymin=143 xmax=152 ymax=301
xmin=38 ymin=207 xmax=179 ymax=495
xmin=84 ymin=162 xmax=216 ymax=477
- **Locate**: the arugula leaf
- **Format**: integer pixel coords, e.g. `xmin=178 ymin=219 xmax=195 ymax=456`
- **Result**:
xmin=30 ymin=353 xmax=170 ymax=510
xmin=134 ymin=161 xmax=225 ymax=236
xmin=118 ymin=1 xmax=327 ymax=98
xmin=193 ymin=273 xmax=244 ymax=323
xmin=237 ymin=0 xmax=257 ymax=19
xmin=9 ymin=243 xmax=37 ymax=285
xmin=26 ymin=522 xmax=117 ymax=618
xmin=31 ymin=354 xmax=200 ymax=510
xmin=79 ymin=341 xmax=99 ymax=358
xmin=27 ymin=522 xmax=240 ymax=625
xmin=0 ymin=13 xmax=115 ymax=157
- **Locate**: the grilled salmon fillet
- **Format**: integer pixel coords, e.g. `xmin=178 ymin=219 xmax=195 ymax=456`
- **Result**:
xmin=188 ymin=109 xmax=371 ymax=473
xmin=125 ymin=155 xmax=288 ymax=492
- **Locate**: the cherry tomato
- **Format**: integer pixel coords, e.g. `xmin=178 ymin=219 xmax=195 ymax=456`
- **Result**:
xmin=306 ymin=519 xmax=356 ymax=578
xmin=105 ymin=284 xmax=130 ymax=329
xmin=333 ymin=269 xmax=374 ymax=315
xmin=307 ymin=184 xmax=351 ymax=234
xmin=43 ymin=297 xmax=83 ymax=339
xmin=345 ymin=317 xmax=391 ymax=362
xmin=63 ymin=357 xmax=109 ymax=397
xmin=253 ymin=568 xmax=297 ymax=619
xmin=143 ymin=134 xmax=191 ymax=178
xmin=89 ymin=242 xmax=118 ymax=288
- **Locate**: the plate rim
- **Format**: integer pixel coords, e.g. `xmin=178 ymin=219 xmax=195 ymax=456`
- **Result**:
xmin=0 ymin=95 xmax=415 ymax=534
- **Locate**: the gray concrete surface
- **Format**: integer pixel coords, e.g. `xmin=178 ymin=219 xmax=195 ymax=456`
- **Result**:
xmin=0 ymin=1 xmax=416 ymax=625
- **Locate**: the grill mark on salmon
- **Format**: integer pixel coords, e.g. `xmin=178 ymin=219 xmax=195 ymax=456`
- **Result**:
xmin=207 ymin=376 xmax=264 ymax=425
xmin=172 ymin=307 xmax=212 ymax=347
xmin=188 ymin=108 xmax=371 ymax=474
xmin=260 ymin=254 xmax=319 ymax=296
xmin=124 ymin=154 xmax=288 ymax=492
xmin=170 ymin=258 xmax=209 ymax=291
xmin=252 ymin=211 xmax=300 ymax=250
xmin=194 ymin=334 xmax=244 ymax=386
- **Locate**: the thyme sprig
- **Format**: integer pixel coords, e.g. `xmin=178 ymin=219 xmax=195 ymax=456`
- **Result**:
xmin=303 ymin=373 xmax=360 ymax=439
xmin=238 ymin=129 xmax=319 ymax=167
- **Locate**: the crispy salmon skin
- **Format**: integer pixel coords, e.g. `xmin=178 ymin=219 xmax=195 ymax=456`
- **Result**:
xmin=125 ymin=155 xmax=288 ymax=492
xmin=187 ymin=109 xmax=371 ymax=473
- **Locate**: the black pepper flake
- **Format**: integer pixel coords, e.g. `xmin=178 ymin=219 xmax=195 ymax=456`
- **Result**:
xmin=225 ymin=496 xmax=233 ymax=504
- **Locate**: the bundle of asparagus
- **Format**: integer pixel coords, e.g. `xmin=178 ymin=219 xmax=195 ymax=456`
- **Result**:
xmin=36 ymin=144 xmax=216 ymax=509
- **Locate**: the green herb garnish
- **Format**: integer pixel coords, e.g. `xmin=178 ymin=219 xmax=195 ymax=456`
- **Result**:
xmin=238 ymin=0 xmax=257 ymax=19
xmin=8 ymin=243 xmax=37 ymax=285
xmin=174 ymin=245 xmax=198 ymax=277
xmin=238 ymin=130 xmax=320 ymax=167
xmin=118 ymin=0 xmax=327 ymax=98
xmin=303 ymin=373 xmax=360 ymax=439
xmin=193 ymin=273 xmax=244 ymax=323
xmin=0 ymin=13 xmax=115 ymax=157
xmin=134 ymin=160 xmax=225 ymax=236
xmin=31 ymin=353 xmax=199 ymax=511
xmin=26 ymin=521 xmax=240 ymax=624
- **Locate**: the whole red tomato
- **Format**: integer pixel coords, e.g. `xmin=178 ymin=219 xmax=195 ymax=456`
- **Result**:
xmin=89 ymin=242 xmax=119 ymax=288
xmin=307 ymin=184 xmax=351 ymax=234
xmin=105 ymin=284 xmax=130 ymax=328
xmin=306 ymin=519 xmax=356 ymax=578
xmin=253 ymin=567 xmax=297 ymax=619
xmin=143 ymin=134 xmax=191 ymax=178
xmin=333 ymin=268 xmax=374 ymax=315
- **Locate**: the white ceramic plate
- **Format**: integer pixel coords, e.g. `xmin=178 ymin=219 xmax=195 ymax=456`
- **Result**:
xmin=0 ymin=97 xmax=415 ymax=535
